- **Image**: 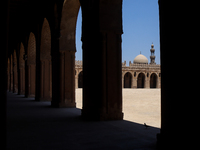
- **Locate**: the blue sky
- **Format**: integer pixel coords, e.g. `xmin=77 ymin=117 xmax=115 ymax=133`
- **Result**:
xmin=75 ymin=0 xmax=160 ymax=64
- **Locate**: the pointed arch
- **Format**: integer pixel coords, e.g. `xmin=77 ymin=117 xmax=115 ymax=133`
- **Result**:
xmin=41 ymin=18 xmax=51 ymax=60
xmin=60 ymin=0 xmax=80 ymax=51
xmin=137 ymin=73 xmax=145 ymax=88
xmin=19 ymin=43 xmax=25 ymax=94
xmin=13 ymin=50 xmax=18 ymax=93
xmin=27 ymin=32 xmax=36 ymax=65
xmin=124 ymin=72 xmax=132 ymax=88
xmin=51 ymin=0 xmax=80 ymax=107
xmin=150 ymin=73 xmax=158 ymax=88
xmin=27 ymin=32 xmax=36 ymax=97
xmin=40 ymin=18 xmax=52 ymax=101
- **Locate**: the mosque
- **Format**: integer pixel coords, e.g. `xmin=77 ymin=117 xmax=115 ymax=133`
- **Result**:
xmin=75 ymin=43 xmax=161 ymax=89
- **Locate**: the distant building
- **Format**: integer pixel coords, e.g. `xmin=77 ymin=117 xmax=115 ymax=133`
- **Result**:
xmin=75 ymin=44 xmax=161 ymax=88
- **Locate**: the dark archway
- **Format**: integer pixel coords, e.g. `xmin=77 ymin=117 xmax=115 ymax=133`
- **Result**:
xmin=78 ymin=71 xmax=83 ymax=88
xmin=40 ymin=18 xmax=52 ymax=101
xmin=51 ymin=0 xmax=80 ymax=108
xmin=137 ymin=73 xmax=145 ymax=88
xmin=27 ymin=32 xmax=36 ymax=98
xmin=13 ymin=50 xmax=18 ymax=93
xmin=124 ymin=72 xmax=132 ymax=88
xmin=7 ymin=58 xmax=10 ymax=91
xmin=150 ymin=73 xmax=157 ymax=88
xmin=19 ymin=43 xmax=25 ymax=95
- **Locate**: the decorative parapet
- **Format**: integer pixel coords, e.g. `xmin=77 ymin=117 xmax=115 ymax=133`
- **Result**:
xmin=76 ymin=60 xmax=160 ymax=70
xmin=122 ymin=60 xmax=160 ymax=69
xmin=122 ymin=61 xmax=126 ymax=67
xmin=75 ymin=60 xmax=82 ymax=66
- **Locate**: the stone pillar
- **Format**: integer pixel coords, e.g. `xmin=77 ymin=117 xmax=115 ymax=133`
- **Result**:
xmin=157 ymin=76 xmax=161 ymax=88
xmin=133 ymin=78 xmax=137 ymax=88
xmin=27 ymin=64 xmax=36 ymax=97
xmin=75 ymin=72 xmax=78 ymax=89
xmin=157 ymin=0 xmax=194 ymax=149
xmin=51 ymin=31 xmax=76 ymax=108
xmin=13 ymin=51 xmax=18 ymax=93
xmin=145 ymin=75 xmax=150 ymax=89
xmin=1 ymin=3 xmax=9 ymax=147
xmin=40 ymin=59 xmax=52 ymax=101
xmin=7 ymin=59 xmax=10 ymax=91
xmin=19 ymin=68 xmax=25 ymax=94
xmin=10 ymin=55 xmax=13 ymax=92
xmin=59 ymin=51 xmax=76 ymax=107
xmin=122 ymin=72 xmax=124 ymax=88
xmin=18 ymin=43 xmax=25 ymax=95
xmin=80 ymin=0 xmax=123 ymax=120
xmin=26 ymin=32 xmax=36 ymax=98
xmin=131 ymin=73 xmax=135 ymax=88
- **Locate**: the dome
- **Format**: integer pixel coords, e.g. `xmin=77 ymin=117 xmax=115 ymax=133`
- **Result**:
xmin=133 ymin=54 xmax=148 ymax=64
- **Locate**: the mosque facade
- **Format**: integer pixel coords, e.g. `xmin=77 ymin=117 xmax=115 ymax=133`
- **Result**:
xmin=75 ymin=44 xmax=161 ymax=89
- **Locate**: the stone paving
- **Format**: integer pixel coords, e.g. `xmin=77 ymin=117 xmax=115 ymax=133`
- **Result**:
xmin=76 ymin=89 xmax=161 ymax=128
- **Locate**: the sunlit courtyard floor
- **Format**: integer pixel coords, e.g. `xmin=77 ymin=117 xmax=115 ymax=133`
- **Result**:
xmin=76 ymin=89 xmax=161 ymax=128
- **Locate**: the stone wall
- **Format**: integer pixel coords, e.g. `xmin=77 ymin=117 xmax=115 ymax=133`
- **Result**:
xmin=75 ymin=60 xmax=161 ymax=88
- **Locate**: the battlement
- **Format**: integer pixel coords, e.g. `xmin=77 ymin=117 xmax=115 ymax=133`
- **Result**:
xmin=75 ymin=60 xmax=82 ymax=66
xmin=122 ymin=60 xmax=160 ymax=69
xmin=76 ymin=60 xmax=160 ymax=69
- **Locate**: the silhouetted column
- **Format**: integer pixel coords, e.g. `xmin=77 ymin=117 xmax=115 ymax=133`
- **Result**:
xmin=7 ymin=59 xmax=10 ymax=91
xmin=58 ymin=51 xmax=76 ymax=107
xmin=13 ymin=51 xmax=18 ymax=93
xmin=18 ymin=43 xmax=25 ymax=95
xmin=10 ymin=55 xmax=13 ymax=92
xmin=80 ymin=0 xmax=123 ymax=120
xmin=157 ymin=0 xmax=193 ymax=149
xmin=37 ymin=18 xmax=52 ymax=101
xmin=2 ymin=2 xmax=9 ymax=148
xmin=122 ymin=73 xmax=124 ymax=88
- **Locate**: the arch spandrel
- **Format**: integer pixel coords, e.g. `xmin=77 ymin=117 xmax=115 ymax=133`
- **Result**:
xmin=27 ymin=32 xmax=36 ymax=65
xmin=19 ymin=43 xmax=25 ymax=68
xmin=40 ymin=18 xmax=51 ymax=60
xmin=60 ymin=0 xmax=80 ymax=51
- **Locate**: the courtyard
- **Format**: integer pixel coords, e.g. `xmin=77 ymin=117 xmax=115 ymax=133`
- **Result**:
xmin=76 ymin=89 xmax=161 ymax=128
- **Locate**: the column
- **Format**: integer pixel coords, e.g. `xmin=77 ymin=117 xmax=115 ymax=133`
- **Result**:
xmin=51 ymin=31 xmax=76 ymax=108
xmin=75 ymin=72 xmax=78 ymax=89
xmin=80 ymin=0 xmax=123 ymax=120
xmin=131 ymin=73 xmax=135 ymax=88
xmin=59 ymin=51 xmax=76 ymax=107
xmin=27 ymin=64 xmax=36 ymax=97
xmin=122 ymin=72 xmax=124 ymax=88
xmin=145 ymin=74 xmax=150 ymax=89
xmin=19 ymin=67 xmax=25 ymax=95
xmin=157 ymin=0 xmax=193 ymax=149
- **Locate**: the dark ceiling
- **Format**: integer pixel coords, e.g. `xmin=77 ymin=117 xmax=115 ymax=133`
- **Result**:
xmin=8 ymin=0 xmax=56 ymax=54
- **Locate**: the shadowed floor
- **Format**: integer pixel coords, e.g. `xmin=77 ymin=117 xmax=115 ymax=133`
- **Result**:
xmin=7 ymin=92 xmax=160 ymax=150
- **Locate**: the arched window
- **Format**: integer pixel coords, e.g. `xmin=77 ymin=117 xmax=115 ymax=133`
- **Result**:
xmin=150 ymin=73 xmax=157 ymax=88
xmin=124 ymin=72 xmax=132 ymax=88
xmin=137 ymin=73 xmax=145 ymax=88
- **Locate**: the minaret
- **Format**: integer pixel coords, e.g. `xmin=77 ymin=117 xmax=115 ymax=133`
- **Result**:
xmin=150 ymin=43 xmax=156 ymax=64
